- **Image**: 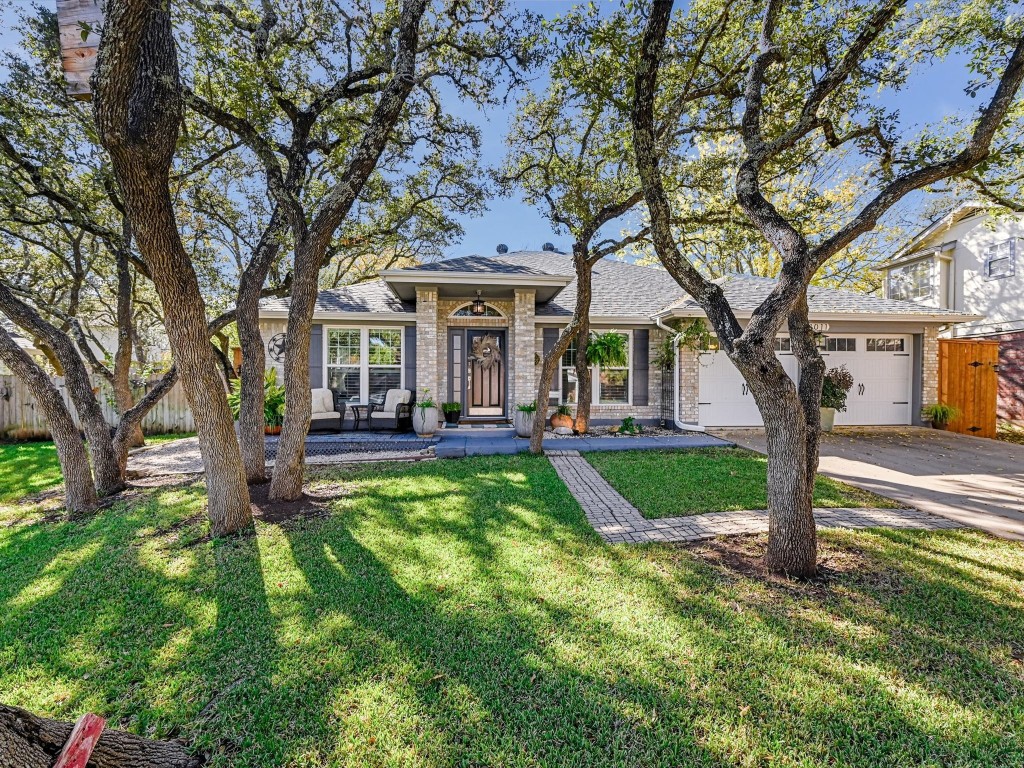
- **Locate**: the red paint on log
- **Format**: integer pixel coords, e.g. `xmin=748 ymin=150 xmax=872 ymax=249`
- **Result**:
xmin=54 ymin=712 xmax=106 ymax=768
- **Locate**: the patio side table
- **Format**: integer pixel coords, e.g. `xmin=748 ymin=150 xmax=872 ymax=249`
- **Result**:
xmin=348 ymin=404 xmax=370 ymax=431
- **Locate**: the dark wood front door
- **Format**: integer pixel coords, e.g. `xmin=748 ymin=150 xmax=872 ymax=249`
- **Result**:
xmin=465 ymin=329 xmax=506 ymax=417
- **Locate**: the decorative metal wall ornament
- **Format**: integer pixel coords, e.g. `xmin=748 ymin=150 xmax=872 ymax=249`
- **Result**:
xmin=268 ymin=333 xmax=287 ymax=363
xmin=469 ymin=334 xmax=503 ymax=370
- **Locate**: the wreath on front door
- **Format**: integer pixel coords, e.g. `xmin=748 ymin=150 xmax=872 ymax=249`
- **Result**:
xmin=469 ymin=334 xmax=503 ymax=370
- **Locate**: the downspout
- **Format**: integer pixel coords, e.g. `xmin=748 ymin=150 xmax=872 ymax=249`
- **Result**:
xmin=654 ymin=315 xmax=706 ymax=433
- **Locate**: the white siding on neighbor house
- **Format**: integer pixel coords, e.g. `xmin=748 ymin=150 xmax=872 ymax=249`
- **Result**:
xmin=886 ymin=210 xmax=1024 ymax=337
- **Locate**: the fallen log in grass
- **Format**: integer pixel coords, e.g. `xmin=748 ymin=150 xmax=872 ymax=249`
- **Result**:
xmin=0 ymin=704 xmax=203 ymax=768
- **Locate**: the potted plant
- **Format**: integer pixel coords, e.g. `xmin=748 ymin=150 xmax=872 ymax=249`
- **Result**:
xmin=820 ymin=365 xmax=854 ymax=433
xmin=228 ymin=368 xmax=286 ymax=435
xmin=413 ymin=388 xmax=439 ymax=437
xmin=514 ymin=401 xmax=537 ymax=437
xmin=442 ymin=401 xmax=462 ymax=425
xmin=585 ymin=330 xmax=629 ymax=367
xmin=922 ymin=402 xmax=961 ymax=430
xmin=550 ymin=403 xmax=574 ymax=430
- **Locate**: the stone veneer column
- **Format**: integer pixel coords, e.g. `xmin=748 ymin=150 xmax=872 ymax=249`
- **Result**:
xmin=677 ymin=348 xmax=700 ymax=423
xmin=922 ymin=326 xmax=939 ymax=406
xmin=415 ymin=288 xmax=438 ymax=401
xmin=512 ymin=289 xmax=536 ymax=407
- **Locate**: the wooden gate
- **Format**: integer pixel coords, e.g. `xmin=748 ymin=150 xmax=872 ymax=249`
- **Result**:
xmin=938 ymin=339 xmax=999 ymax=438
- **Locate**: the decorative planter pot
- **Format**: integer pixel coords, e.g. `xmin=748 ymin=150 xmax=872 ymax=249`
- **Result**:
xmin=265 ymin=425 xmax=282 ymax=435
xmin=550 ymin=412 xmax=573 ymax=430
xmin=514 ymin=410 xmax=535 ymax=438
xmin=819 ymin=407 xmax=836 ymax=433
xmin=444 ymin=410 xmax=461 ymax=425
xmin=930 ymin=420 xmax=949 ymax=430
xmin=413 ymin=406 xmax=439 ymax=437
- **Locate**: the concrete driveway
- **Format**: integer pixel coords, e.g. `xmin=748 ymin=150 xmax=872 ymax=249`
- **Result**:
xmin=714 ymin=426 xmax=1024 ymax=540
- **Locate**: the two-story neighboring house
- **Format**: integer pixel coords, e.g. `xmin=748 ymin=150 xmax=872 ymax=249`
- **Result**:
xmin=879 ymin=203 xmax=1024 ymax=422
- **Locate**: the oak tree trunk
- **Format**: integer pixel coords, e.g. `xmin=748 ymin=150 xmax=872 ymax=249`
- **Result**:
xmin=0 ymin=328 xmax=97 ymax=515
xmin=573 ymin=255 xmax=594 ymax=433
xmin=0 ymin=704 xmax=201 ymax=768
xmin=0 ymin=283 xmax=124 ymax=496
xmin=735 ymin=345 xmax=818 ymax=577
xmin=94 ymin=0 xmax=252 ymax=535
xmin=235 ymin=209 xmax=284 ymax=484
xmin=268 ymin=0 xmax=428 ymax=500
xmin=113 ymin=248 xmax=145 ymax=448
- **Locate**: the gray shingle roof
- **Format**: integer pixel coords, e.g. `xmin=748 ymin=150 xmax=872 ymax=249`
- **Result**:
xmin=661 ymin=274 xmax=970 ymax=317
xmin=261 ymin=254 xmax=966 ymax=321
xmin=484 ymin=252 xmax=684 ymax=318
xmin=404 ymin=253 xmax=561 ymax=276
xmin=261 ymin=279 xmax=414 ymax=314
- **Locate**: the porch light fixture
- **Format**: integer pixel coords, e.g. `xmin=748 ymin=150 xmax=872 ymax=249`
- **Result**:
xmin=471 ymin=290 xmax=486 ymax=316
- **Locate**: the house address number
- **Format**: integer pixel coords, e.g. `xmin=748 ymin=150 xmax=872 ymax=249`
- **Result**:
xmin=810 ymin=322 xmax=830 ymax=332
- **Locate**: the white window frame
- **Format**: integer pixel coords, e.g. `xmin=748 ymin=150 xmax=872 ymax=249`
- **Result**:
xmin=324 ymin=326 xmax=405 ymax=403
xmin=887 ymin=258 xmax=935 ymax=301
xmin=557 ymin=330 xmax=633 ymax=406
xmin=984 ymin=239 xmax=1017 ymax=280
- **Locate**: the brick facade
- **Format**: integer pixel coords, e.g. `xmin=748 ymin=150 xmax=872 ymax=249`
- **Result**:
xmin=677 ymin=347 xmax=700 ymax=424
xmin=415 ymin=288 xmax=439 ymax=403
xmin=922 ymin=325 xmax=939 ymax=409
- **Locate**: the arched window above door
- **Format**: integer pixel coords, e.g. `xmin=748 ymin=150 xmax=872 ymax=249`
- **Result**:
xmin=450 ymin=302 xmax=504 ymax=318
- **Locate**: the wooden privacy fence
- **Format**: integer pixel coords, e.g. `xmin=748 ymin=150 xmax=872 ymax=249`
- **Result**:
xmin=0 ymin=375 xmax=195 ymax=439
xmin=938 ymin=338 xmax=999 ymax=439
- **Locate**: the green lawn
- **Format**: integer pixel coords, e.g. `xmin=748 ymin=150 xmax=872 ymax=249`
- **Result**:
xmin=0 ymin=432 xmax=193 ymax=504
xmin=2 ymin=455 xmax=1023 ymax=767
xmin=588 ymin=448 xmax=898 ymax=517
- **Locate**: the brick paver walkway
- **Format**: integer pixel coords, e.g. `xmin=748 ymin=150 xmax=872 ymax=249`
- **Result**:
xmin=546 ymin=450 xmax=965 ymax=544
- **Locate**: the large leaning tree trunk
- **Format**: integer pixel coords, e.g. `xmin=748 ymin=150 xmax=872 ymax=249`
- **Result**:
xmin=0 ymin=703 xmax=201 ymax=768
xmin=268 ymin=0 xmax=429 ymax=501
xmin=94 ymin=0 xmax=252 ymax=535
xmin=632 ymin=0 xmax=1024 ymax=577
xmin=0 ymin=328 xmax=97 ymax=515
xmin=0 ymin=282 xmax=124 ymax=496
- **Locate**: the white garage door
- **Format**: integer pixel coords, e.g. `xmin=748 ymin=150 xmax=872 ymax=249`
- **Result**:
xmin=697 ymin=335 xmax=913 ymax=427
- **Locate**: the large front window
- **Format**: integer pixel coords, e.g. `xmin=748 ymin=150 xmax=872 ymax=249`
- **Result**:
xmin=326 ymin=327 xmax=403 ymax=404
xmin=558 ymin=332 xmax=631 ymax=405
xmin=368 ymin=328 xmax=402 ymax=401
xmin=887 ymin=259 xmax=933 ymax=301
xmin=327 ymin=329 xmax=361 ymax=403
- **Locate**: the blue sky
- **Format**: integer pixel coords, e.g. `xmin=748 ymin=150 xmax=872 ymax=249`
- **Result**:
xmin=1 ymin=0 xmax=980 ymax=259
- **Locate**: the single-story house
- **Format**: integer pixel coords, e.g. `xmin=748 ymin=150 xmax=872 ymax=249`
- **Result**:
xmin=258 ymin=247 xmax=977 ymax=429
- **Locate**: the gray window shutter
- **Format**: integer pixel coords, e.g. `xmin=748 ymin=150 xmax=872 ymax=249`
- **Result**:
xmin=309 ymin=324 xmax=324 ymax=388
xmin=633 ymin=329 xmax=649 ymax=406
xmin=543 ymin=327 xmax=560 ymax=405
xmin=404 ymin=324 xmax=417 ymax=392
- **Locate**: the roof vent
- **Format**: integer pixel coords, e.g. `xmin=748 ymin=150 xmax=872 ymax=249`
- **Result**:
xmin=496 ymin=243 xmax=508 ymax=254
xmin=542 ymin=242 xmax=555 ymax=252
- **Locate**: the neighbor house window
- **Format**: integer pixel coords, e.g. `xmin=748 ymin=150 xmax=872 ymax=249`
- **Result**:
xmin=558 ymin=333 xmax=631 ymax=405
xmin=984 ymin=239 xmax=1017 ymax=280
xmin=887 ymin=259 xmax=933 ymax=300
xmin=327 ymin=328 xmax=361 ymax=403
xmin=326 ymin=327 xmax=404 ymax=403
xmin=368 ymin=328 xmax=402 ymax=401
xmin=774 ymin=337 xmax=792 ymax=352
